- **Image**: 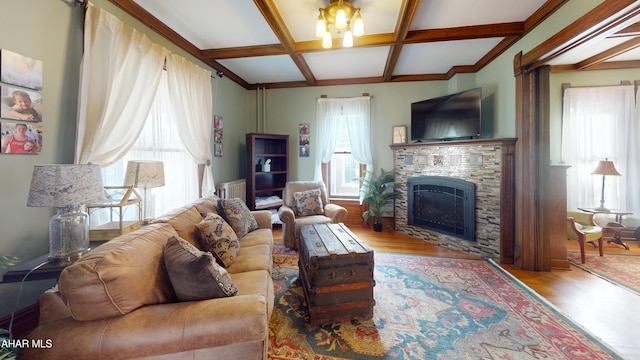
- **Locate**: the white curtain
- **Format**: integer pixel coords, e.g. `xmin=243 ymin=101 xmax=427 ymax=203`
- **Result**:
xmin=561 ymin=85 xmax=635 ymax=213
xmin=75 ymin=3 xmax=169 ymax=166
xmin=165 ymin=53 xmax=215 ymax=195
xmin=630 ymin=89 xmax=640 ymax=214
xmin=315 ymin=96 xmax=373 ymax=202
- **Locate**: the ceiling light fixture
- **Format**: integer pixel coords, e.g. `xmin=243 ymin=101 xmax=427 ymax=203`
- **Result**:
xmin=315 ymin=0 xmax=364 ymax=49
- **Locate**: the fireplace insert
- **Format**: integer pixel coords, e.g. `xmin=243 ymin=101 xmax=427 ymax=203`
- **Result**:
xmin=407 ymin=176 xmax=475 ymax=241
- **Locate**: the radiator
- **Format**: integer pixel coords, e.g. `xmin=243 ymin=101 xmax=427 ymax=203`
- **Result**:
xmin=216 ymin=179 xmax=246 ymax=203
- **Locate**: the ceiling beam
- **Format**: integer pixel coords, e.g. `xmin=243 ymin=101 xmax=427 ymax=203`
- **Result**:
xmin=404 ymin=22 xmax=524 ymax=44
xmin=575 ymin=36 xmax=640 ymax=70
xmin=383 ymin=0 xmax=420 ymax=82
xmin=521 ymin=0 xmax=640 ymax=71
xmin=253 ymin=0 xmax=316 ymax=86
xmin=201 ymin=44 xmax=287 ymax=60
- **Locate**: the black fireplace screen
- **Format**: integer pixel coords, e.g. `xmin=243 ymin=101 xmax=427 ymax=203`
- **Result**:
xmin=407 ymin=176 xmax=475 ymax=241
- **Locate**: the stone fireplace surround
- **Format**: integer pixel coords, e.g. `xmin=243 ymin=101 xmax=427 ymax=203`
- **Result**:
xmin=391 ymin=138 xmax=516 ymax=262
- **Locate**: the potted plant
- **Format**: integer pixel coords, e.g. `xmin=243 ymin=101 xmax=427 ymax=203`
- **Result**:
xmin=360 ymin=168 xmax=401 ymax=232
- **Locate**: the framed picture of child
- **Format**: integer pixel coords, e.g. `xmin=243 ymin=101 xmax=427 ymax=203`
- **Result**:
xmin=0 ymin=49 xmax=43 ymax=90
xmin=0 ymin=86 xmax=42 ymax=122
xmin=1 ymin=122 xmax=43 ymax=155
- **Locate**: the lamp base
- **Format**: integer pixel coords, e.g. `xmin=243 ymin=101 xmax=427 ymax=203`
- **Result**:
xmin=49 ymin=205 xmax=90 ymax=262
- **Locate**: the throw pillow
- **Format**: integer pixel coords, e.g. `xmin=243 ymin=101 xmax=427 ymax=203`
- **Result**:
xmin=218 ymin=198 xmax=258 ymax=238
xmin=196 ymin=213 xmax=240 ymax=267
xmin=293 ymin=188 xmax=324 ymax=216
xmin=163 ymin=236 xmax=238 ymax=301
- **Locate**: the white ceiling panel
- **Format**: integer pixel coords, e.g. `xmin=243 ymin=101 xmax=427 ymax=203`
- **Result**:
xmin=304 ymin=47 xmax=390 ymax=80
xmin=133 ymin=0 xmax=279 ymax=48
xmin=394 ymin=38 xmax=504 ymax=75
xmin=218 ymin=55 xmax=305 ymax=84
xmin=412 ymin=0 xmax=547 ymax=30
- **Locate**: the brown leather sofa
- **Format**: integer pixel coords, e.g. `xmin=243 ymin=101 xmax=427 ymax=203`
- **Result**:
xmin=23 ymin=195 xmax=274 ymax=360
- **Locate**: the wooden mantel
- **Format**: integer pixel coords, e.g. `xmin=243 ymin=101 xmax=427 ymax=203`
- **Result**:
xmin=390 ymin=137 xmax=518 ymax=150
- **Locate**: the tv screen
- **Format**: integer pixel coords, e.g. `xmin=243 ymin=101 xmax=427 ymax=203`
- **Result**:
xmin=411 ymin=88 xmax=481 ymax=142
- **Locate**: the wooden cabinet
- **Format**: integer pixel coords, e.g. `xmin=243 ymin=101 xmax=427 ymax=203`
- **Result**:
xmin=245 ymin=133 xmax=289 ymax=210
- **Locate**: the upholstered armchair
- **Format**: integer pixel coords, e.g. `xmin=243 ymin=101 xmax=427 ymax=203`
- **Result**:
xmin=278 ymin=181 xmax=347 ymax=249
xmin=567 ymin=210 xmax=603 ymax=263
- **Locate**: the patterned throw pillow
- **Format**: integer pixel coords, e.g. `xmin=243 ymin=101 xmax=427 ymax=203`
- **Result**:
xmin=217 ymin=198 xmax=258 ymax=238
xmin=293 ymin=189 xmax=324 ymax=216
xmin=196 ymin=213 xmax=240 ymax=268
xmin=163 ymin=236 xmax=238 ymax=301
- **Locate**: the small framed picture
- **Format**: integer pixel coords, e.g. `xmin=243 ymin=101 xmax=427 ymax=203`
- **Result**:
xmin=392 ymin=125 xmax=407 ymax=144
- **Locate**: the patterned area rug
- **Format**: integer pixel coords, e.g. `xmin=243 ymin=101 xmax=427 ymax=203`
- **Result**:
xmin=269 ymin=247 xmax=623 ymax=359
xmin=568 ymin=252 xmax=640 ymax=296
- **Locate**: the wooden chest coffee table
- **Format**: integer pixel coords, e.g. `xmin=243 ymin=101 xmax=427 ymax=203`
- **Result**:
xmin=298 ymin=223 xmax=375 ymax=325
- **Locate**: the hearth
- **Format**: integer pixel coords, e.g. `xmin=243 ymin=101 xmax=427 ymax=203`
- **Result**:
xmin=407 ymin=176 xmax=475 ymax=241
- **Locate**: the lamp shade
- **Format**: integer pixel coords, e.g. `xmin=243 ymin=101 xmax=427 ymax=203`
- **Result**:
xmin=27 ymin=164 xmax=105 ymax=207
xmin=124 ymin=160 xmax=165 ymax=189
xmin=592 ymin=160 xmax=621 ymax=176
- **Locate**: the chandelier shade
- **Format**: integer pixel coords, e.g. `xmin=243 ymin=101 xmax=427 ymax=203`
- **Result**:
xmin=315 ymin=0 xmax=364 ymax=49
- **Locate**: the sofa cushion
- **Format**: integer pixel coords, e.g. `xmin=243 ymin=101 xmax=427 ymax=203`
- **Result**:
xmin=196 ymin=213 xmax=240 ymax=267
xmin=58 ymin=223 xmax=179 ymax=321
xmin=226 ymin=244 xmax=272 ymax=275
xmin=218 ymin=198 xmax=258 ymax=238
xmin=191 ymin=195 xmax=221 ymax=217
xmin=164 ymin=236 xmax=238 ymax=301
xmin=151 ymin=206 xmax=204 ymax=248
xmin=293 ymin=188 xmax=324 ymax=216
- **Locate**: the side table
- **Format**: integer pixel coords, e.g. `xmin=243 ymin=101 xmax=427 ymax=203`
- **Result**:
xmin=0 ymin=241 xmax=104 ymax=283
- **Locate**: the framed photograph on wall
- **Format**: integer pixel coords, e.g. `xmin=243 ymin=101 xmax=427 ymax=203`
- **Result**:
xmin=0 ymin=49 xmax=43 ymax=90
xmin=1 ymin=86 xmax=42 ymax=122
xmin=1 ymin=121 xmax=43 ymax=154
xmin=392 ymin=125 xmax=407 ymax=144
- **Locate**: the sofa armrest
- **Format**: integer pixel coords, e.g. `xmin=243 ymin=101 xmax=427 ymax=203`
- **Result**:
xmin=251 ymin=210 xmax=272 ymax=230
xmin=324 ymin=203 xmax=347 ymax=223
xmin=25 ymin=294 xmax=269 ymax=360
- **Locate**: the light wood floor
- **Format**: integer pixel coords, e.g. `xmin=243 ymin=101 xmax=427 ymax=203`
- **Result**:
xmin=272 ymin=226 xmax=640 ymax=360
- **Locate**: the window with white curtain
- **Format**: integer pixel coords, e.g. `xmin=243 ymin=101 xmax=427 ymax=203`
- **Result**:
xmin=101 ymin=71 xmax=199 ymax=217
xmin=561 ymin=85 xmax=636 ymax=214
xmin=328 ymin=126 xmax=361 ymax=198
xmin=315 ymin=96 xmax=373 ymax=203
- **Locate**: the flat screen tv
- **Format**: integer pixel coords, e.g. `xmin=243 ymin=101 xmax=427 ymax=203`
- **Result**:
xmin=410 ymin=88 xmax=481 ymax=142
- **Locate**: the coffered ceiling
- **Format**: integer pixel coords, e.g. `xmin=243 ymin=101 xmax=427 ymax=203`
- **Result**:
xmin=108 ymin=0 xmax=640 ymax=89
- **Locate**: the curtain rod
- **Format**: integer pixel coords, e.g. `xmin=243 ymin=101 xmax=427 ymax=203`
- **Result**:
xmin=320 ymin=93 xmax=372 ymax=99
xmin=561 ymin=81 xmax=635 ymax=90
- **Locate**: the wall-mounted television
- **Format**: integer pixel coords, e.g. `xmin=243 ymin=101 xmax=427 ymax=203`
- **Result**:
xmin=410 ymin=88 xmax=481 ymax=142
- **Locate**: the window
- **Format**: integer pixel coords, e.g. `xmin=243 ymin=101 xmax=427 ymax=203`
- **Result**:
xmin=317 ymin=96 xmax=372 ymax=202
xmin=328 ymin=127 xmax=361 ymax=198
xmin=101 ymin=71 xmax=199 ymax=218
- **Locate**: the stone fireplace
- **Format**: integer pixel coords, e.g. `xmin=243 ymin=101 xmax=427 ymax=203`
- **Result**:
xmin=407 ymin=176 xmax=475 ymax=241
xmin=391 ymin=138 xmax=516 ymax=262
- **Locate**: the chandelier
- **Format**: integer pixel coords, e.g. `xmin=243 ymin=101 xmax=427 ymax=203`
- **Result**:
xmin=315 ymin=0 xmax=364 ymax=49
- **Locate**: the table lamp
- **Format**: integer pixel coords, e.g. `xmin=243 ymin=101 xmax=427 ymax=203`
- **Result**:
xmin=592 ymin=158 xmax=621 ymax=211
xmin=124 ymin=160 xmax=165 ymax=223
xmin=27 ymin=164 xmax=105 ymax=262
